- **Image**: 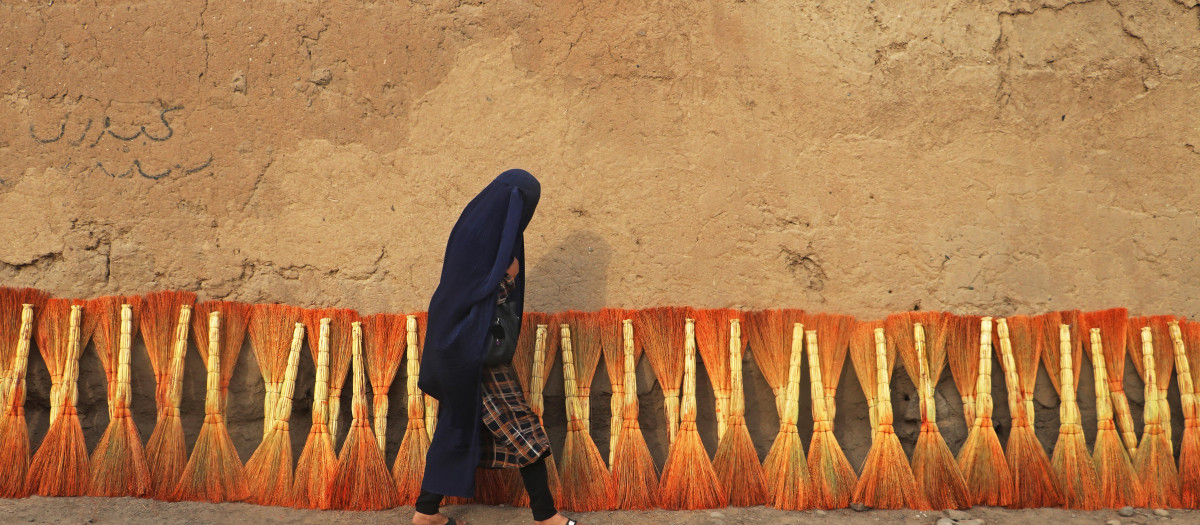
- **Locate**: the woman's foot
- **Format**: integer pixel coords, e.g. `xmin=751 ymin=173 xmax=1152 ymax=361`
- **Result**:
xmin=534 ymin=513 xmax=577 ymax=525
xmin=413 ymin=511 xmax=461 ymax=525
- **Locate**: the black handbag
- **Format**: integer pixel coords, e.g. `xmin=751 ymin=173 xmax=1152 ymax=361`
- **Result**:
xmin=483 ymin=300 xmax=520 ymax=365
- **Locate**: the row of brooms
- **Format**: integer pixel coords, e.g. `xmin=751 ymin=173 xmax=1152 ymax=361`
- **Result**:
xmin=0 ymin=286 xmax=1197 ymax=512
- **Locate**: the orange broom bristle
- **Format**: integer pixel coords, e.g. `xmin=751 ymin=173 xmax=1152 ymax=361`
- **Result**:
xmin=0 ymin=287 xmax=48 ymax=410
xmin=852 ymin=327 xmax=929 ymax=510
xmin=1048 ymin=323 xmax=1102 ymax=510
xmin=1085 ymin=325 xmax=1145 ymax=508
xmin=1081 ymin=308 xmax=1138 ymax=456
xmin=28 ymin=301 xmax=95 ymax=497
xmin=511 ymin=322 xmax=564 ymax=508
xmin=598 ymin=308 xmax=628 ymax=468
xmin=558 ymin=323 xmax=616 ymax=511
xmin=850 ymin=320 xmax=893 ymax=432
xmin=0 ymin=302 xmax=35 ymax=498
xmin=140 ymin=290 xmax=197 ymax=500
xmin=712 ymin=316 xmax=769 ymax=507
xmin=512 ymin=312 xmax=549 ymax=397
xmin=1132 ymin=325 xmax=1182 ymax=508
xmin=393 ymin=314 xmax=431 ymax=505
xmin=173 ymin=307 xmax=251 ymax=502
xmin=244 ymin=321 xmax=305 ymax=507
xmin=327 ymin=322 xmax=400 ymax=510
xmin=1181 ymin=320 xmax=1200 ymax=508
xmin=956 ymin=317 xmax=1013 ymax=507
xmin=810 ymin=313 xmax=855 ymax=423
xmin=1129 ymin=315 xmax=1177 ymax=456
xmin=363 ymin=313 xmax=406 ymax=457
xmin=744 ymin=309 xmax=789 ymax=422
xmin=693 ymin=309 xmax=733 ymax=444
xmin=761 ymin=322 xmax=811 ymax=510
xmin=658 ymin=318 xmax=726 ymax=510
xmin=891 ymin=313 xmax=969 ymax=510
xmin=633 ymin=307 xmax=689 ymax=445
xmin=804 ymin=328 xmax=857 ymax=510
xmin=996 ymin=317 xmax=1063 ymax=509
xmin=249 ymin=304 xmax=303 ymax=440
xmin=946 ymin=314 xmax=984 ymax=428
xmin=611 ymin=318 xmax=660 ymax=510
xmin=1040 ymin=311 xmax=1084 ymax=397
xmin=89 ymin=300 xmax=151 ymax=497
xmin=294 ymin=317 xmax=337 ymax=509
xmin=303 ymin=308 xmax=361 ymax=448
xmin=563 ymin=311 xmax=604 ymax=432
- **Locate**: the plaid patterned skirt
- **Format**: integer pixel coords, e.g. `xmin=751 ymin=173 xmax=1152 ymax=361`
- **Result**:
xmin=480 ymin=363 xmax=551 ymax=468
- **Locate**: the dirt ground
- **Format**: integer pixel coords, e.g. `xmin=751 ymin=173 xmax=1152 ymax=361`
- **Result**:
xmin=0 ymin=497 xmax=1192 ymax=525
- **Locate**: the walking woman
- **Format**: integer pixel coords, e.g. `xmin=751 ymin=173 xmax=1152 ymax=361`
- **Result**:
xmin=414 ymin=170 xmax=578 ymax=525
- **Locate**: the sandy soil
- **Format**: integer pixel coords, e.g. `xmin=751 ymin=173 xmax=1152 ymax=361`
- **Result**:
xmin=0 ymin=498 xmax=1192 ymax=525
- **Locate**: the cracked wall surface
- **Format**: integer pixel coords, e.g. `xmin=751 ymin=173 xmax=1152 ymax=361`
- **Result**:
xmin=2 ymin=0 xmax=1199 ymax=472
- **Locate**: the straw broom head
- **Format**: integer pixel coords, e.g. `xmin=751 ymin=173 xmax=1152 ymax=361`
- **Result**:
xmin=1086 ymin=326 xmax=1145 ymax=508
xmin=89 ymin=303 xmax=151 ymax=497
xmin=0 ymin=287 xmax=48 ymax=409
xmin=0 ymin=303 xmax=35 ymax=498
xmin=88 ymin=295 xmax=142 ymax=413
xmin=328 ymin=322 xmax=400 ymax=510
xmin=1080 ymin=308 xmax=1138 ymax=456
xmin=172 ymin=311 xmax=250 ymax=503
xmin=294 ymin=317 xmax=336 ymax=509
xmin=1002 ymin=314 xmax=1041 ymax=426
xmin=633 ymin=306 xmax=689 ymax=444
xmin=658 ymin=318 xmax=727 ymax=510
xmin=849 ymin=319 xmax=888 ymax=430
xmin=713 ymin=316 xmax=768 ymax=507
xmin=144 ymin=303 xmax=192 ymax=500
xmin=906 ymin=321 xmax=970 ymax=510
xmin=394 ymin=314 xmax=431 ymax=505
xmin=744 ymin=309 xmax=788 ymax=418
xmin=303 ymin=307 xmax=361 ymax=445
xmin=249 ymin=303 xmax=303 ymax=438
xmin=956 ymin=317 xmax=1013 ymax=507
xmin=138 ymin=290 xmax=197 ymax=411
xmin=28 ymin=303 xmax=91 ymax=497
xmin=1129 ymin=315 xmax=1177 ymax=456
xmin=557 ymin=323 xmax=617 ymax=511
xmin=599 ymin=308 xmax=629 ymax=468
xmin=996 ymin=317 xmax=1063 ymax=508
xmin=852 ymin=327 xmax=930 ymax=510
xmin=761 ymin=322 xmax=811 ymax=510
xmin=945 ymin=314 xmax=983 ymax=427
xmin=363 ymin=312 xmax=406 ymax=454
xmin=694 ymin=308 xmax=733 ymax=441
xmin=512 ymin=311 xmax=548 ymax=394
xmin=1132 ymin=326 xmax=1182 ymax=508
xmin=1181 ymin=320 xmax=1200 ymax=508
xmin=245 ymin=322 xmax=304 ymax=507
xmin=611 ymin=318 xmax=660 ymax=510
xmin=1040 ymin=311 xmax=1084 ymax=394
xmin=562 ymin=310 xmax=605 ymax=432
xmin=1049 ymin=323 xmax=1101 ymax=510
xmin=808 ymin=313 xmax=855 ymax=423
xmin=804 ymin=329 xmax=857 ymax=510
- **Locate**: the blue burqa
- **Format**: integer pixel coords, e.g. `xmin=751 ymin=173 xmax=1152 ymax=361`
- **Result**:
xmin=418 ymin=169 xmax=540 ymax=498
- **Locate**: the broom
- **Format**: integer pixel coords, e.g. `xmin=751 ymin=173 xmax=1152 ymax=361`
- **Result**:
xmin=1080 ymin=308 xmax=1138 ymax=456
xmin=1129 ymin=316 xmax=1176 ymax=455
xmin=956 ymin=317 xmax=1013 ymax=507
xmin=852 ymin=326 xmax=929 ymax=509
xmin=996 ymin=317 xmax=1062 ymax=508
xmin=1049 ymin=323 xmax=1101 ymax=509
xmin=599 ymin=308 xmax=628 ymax=468
xmin=328 ymin=322 xmax=401 ymax=510
xmin=87 ymin=295 xmax=141 ymax=419
xmin=1086 ymin=326 xmax=1145 ymax=508
xmin=633 ymin=306 xmax=689 ymax=445
xmin=1132 ymin=325 xmax=1181 ymax=508
xmin=658 ymin=318 xmax=727 ymax=510
xmin=28 ymin=301 xmax=94 ymax=496
xmin=244 ymin=321 xmax=305 ymax=506
xmin=1179 ymin=320 xmax=1200 ymax=508
xmin=849 ymin=320 xmax=892 ymax=433
xmin=946 ymin=314 xmax=984 ymax=428
xmin=744 ymin=309 xmax=788 ymax=424
xmin=892 ymin=314 xmax=969 ymax=510
xmin=761 ymin=321 xmax=811 ymax=510
xmin=1040 ymin=311 xmax=1084 ymax=409
xmin=89 ymin=301 xmax=151 ymax=497
xmin=294 ymin=318 xmax=336 ymax=509
xmin=364 ymin=313 xmax=405 ymax=456
xmin=140 ymin=290 xmax=197 ymax=500
xmin=611 ymin=317 xmax=660 ymax=509
xmin=564 ymin=311 xmax=604 ymax=432
xmin=811 ymin=313 xmax=855 ymax=424
xmin=712 ymin=316 xmax=768 ymax=507
xmin=249 ymin=304 xmax=302 ymax=440
xmin=0 ymin=303 xmax=35 ymax=498
xmin=804 ymin=328 xmax=857 ymax=509
xmin=394 ymin=314 xmax=431 ymax=505
xmin=558 ymin=322 xmax=616 ymax=511
xmin=0 ymin=287 xmax=48 ymax=410
xmin=172 ymin=308 xmax=250 ymax=502
xmin=694 ymin=309 xmax=733 ymax=443
xmin=304 ymin=308 xmax=360 ymax=448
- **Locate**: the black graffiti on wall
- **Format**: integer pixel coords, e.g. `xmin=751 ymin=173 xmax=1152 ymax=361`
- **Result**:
xmin=28 ymin=105 xmax=213 ymax=179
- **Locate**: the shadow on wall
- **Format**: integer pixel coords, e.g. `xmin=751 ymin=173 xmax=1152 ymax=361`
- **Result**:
xmin=525 ymin=230 xmax=611 ymax=313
